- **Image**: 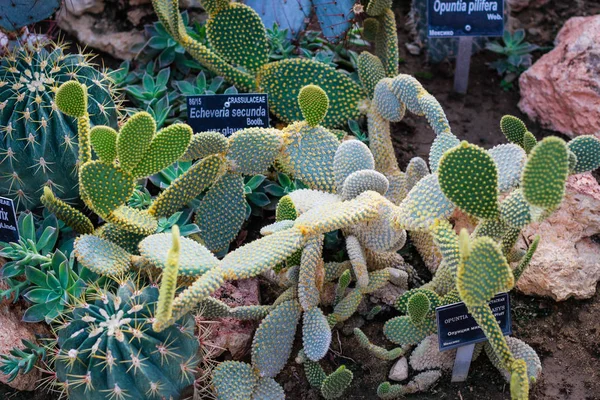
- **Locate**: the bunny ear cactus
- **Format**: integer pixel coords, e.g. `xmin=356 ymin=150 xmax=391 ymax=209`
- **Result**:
xmin=150 ymin=85 xmax=342 ymax=252
xmin=54 ymin=279 xmax=199 ymax=400
xmin=567 ymin=135 xmax=600 ymax=174
xmin=54 ymin=80 xmax=193 ymax=238
xmin=456 ymin=230 xmax=531 ymax=399
xmin=0 ymin=41 xmax=119 ymax=211
xmin=296 ymin=351 xmax=354 ymax=399
xmin=204 ymin=0 xmax=269 ymax=74
xmin=438 ymin=141 xmax=500 ymax=219
xmin=150 ymin=0 xmax=365 ymax=127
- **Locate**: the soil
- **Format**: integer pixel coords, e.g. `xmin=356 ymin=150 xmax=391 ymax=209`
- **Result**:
xmin=1 ymin=0 xmax=599 ymax=399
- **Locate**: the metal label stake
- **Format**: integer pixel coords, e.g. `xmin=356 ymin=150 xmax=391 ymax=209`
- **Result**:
xmin=453 ymin=36 xmax=474 ymax=94
xmin=451 ymin=343 xmax=475 ymax=382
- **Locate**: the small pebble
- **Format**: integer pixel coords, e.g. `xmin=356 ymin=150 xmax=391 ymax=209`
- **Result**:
xmin=389 ymin=357 xmax=409 ymax=381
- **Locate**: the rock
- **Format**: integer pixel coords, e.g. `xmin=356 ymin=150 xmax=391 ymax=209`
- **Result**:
xmin=409 ymin=334 xmax=456 ymax=372
xmin=64 ymin=0 xmax=104 ymax=16
xmin=518 ymin=15 xmax=600 ymax=138
xmin=388 ymin=357 xmax=409 ymax=381
xmin=508 ymin=0 xmax=549 ymax=12
xmin=405 ymin=43 xmax=421 ymax=56
xmin=0 ymin=281 xmax=49 ymax=391
xmin=516 ymin=173 xmax=600 ymax=300
xmin=198 ymin=278 xmax=261 ymax=359
xmin=128 ymin=8 xmax=153 ymax=26
xmin=56 ymin=9 xmax=145 ymax=60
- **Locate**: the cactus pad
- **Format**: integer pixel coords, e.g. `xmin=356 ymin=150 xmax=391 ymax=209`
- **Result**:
xmin=139 ymin=232 xmax=219 ymax=276
xmin=149 ymin=155 xmax=226 ymax=217
xmin=90 ymin=126 xmax=118 ymax=164
xmin=500 ymin=115 xmax=527 ymax=146
xmin=407 ymin=292 xmax=431 ymax=324
xmin=105 ymin=206 xmax=157 ymax=236
xmin=500 ymin=190 xmax=532 ymax=229
xmin=180 ymin=131 xmax=229 ymax=161
xmin=117 ymin=111 xmax=156 ymax=172
xmin=358 ymin=52 xmax=386 ymax=97
xmin=374 ymin=78 xmax=405 ymax=122
xmin=252 ymin=377 xmax=286 ymax=399
xmin=523 ymin=131 xmax=537 ymax=154
xmin=252 ymin=300 xmax=302 ymax=377
xmin=131 ymin=123 xmax=193 ymax=178
xmin=213 ymin=361 xmax=258 ymax=400
xmin=457 ymin=236 xmax=514 ymax=308
xmin=334 ymin=140 xmax=375 ymax=191
xmin=303 ymin=307 xmax=332 ymax=362
xmin=394 ymin=174 xmax=454 ymax=230
xmin=276 ymin=195 xmax=298 ymax=221
xmin=227 ymin=127 xmax=281 ymax=174
xmin=342 ymin=169 xmax=389 ymax=200
xmin=383 ymin=316 xmax=435 ymax=345
xmin=73 ymin=235 xmax=131 ymax=276
xmin=40 ymin=187 xmax=94 ymax=234
xmin=522 ymin=137 xmax=568 ymax=211
xmin=298 ymin=85 xmax=330 ymax=127
xmin=206 ymin=3 xmax=269 ymax=73
xmin=80 ymin=161 xmax=135 ymax=217
xmin=298 ymin=235 xmax=325 ymax=311
xmin=438 ymin=141 xmax=499 ymax=220
xmin=281 ymin=122 xmax=338 ymax=191
xmin=195 ymin=172 xmax=246 ymax=252
xmin=488 ymin=144 xmax=526 ymax=192
xmin=55 ymin=80 xmax=88 ymax=118
xmin=567 ymin=135 xmax=600 ymax=174
xmin=321 ymin=365 xmax=353 ymax=399
xmin=429 ymin=132 xmax=460 ymax=172
xmin=257 ymin=58 xmax=363 ymax=127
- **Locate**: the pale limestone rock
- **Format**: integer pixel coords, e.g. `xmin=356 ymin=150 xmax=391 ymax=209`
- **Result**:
xmin=388 ymin=357 xmax=409 ymax=381
xmin=64 ymin=0 xmax=105 ymax=16
xmin=56 ymin=10 xmax=145 ymax=60
xmin=517 ymin=173 xmax=600 ymax=300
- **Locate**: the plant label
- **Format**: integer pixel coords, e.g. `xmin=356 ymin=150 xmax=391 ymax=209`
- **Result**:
xmin=0 ymin=196 xmax=19 ymax=243
xmin=187 ymin=93 xmax=269 ymax=137
xmin=436 ymin=292 xmax=512 ymax=352
xmin=427 ymin=0 xmax=504 ymax=37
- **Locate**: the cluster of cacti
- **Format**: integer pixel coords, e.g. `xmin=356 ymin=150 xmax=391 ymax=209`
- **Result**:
xmin=132 ymin=71 xmax=600 ymax=400
xmin=0 ymin=40 xmax=119 ymax=211
xmin=150 ymin=0 xmax=401 ymax=128
xmin=9 ymin=17 xmax=599 ymax=398
xmin=51 ymin=78 xmax=371 ymax=267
